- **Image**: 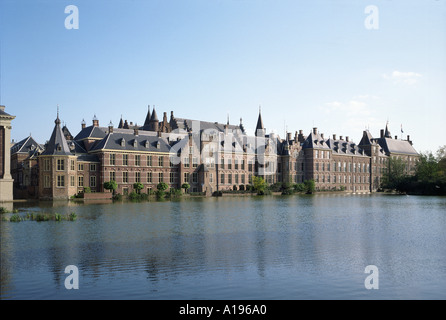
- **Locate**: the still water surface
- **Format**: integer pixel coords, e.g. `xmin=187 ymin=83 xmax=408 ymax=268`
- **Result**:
xmin=1 ymin=194 xmax=445 ymax=300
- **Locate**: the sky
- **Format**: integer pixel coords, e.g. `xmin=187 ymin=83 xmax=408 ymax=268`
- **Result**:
xmin=1 ymin=0 xmax=445 ymax=154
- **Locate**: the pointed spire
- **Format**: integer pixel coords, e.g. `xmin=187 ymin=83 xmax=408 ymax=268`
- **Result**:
xmin=42 ymin=109 xmax=72 ymax=156
xmin=144 ymin=105 xmax=151 ymax=126
xmin=55 ymin=105 xmax=61 ymax=125
xmin=255 ymin=106 xmax=265 ymax=136
xmin=150 ymin=106 xmax=158 ymax=121
xmin=384 ymin=121 xmax=391 ymax=138
xmin=118 ymin=115 xmax=124 ymax=128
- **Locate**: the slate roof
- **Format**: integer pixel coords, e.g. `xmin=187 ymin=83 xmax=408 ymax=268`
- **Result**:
xmin=89 ymin=132 xmax=172 ymax=153
xmin=173 ymin=118 xmax=243 ymax=134
xmin=41 ymin=117 xmax=72 ymax=156
xmin=0 ymin=108 xmax=15 ymax=119
xmin=74 ymin=125 xmax=108 ymax=140
xmin=376 ymin=137 xmax=418 ymax=155
xmin=11 ymin=136 xmax=44 ymax=155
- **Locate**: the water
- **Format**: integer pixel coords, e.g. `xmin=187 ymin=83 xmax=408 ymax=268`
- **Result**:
xmin=1 ymin=194 xmax=446 ymax=300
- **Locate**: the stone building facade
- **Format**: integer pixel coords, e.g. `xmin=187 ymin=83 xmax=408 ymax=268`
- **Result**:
xmin=11 ymin=105 xmax=420 ymax=200
xmin=0 ymin=105 xmax=15 ymax=202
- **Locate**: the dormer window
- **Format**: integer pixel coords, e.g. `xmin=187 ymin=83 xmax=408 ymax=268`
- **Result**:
xmin=133 ymin=139 xmax=137 ymax=148
xmin=156 ymin=141 xmax=160 ymax=149
xmin=121 ymin=138 xmax=125 ymax=147
xmin=145 ymin=140 xmax=149 ymax=148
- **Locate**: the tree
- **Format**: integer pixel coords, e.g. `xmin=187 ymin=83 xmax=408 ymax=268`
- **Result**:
xmin=103 ymin=180 xmax=118 ymax=195
xmin=181 ymin=183 xmax=190 ymax=193
xmin=381 ymin=157 xmax=407 ymax=189
xmin=156 ymin=182 xmax=169 ymax=199
xmin=252 ymin=176 xmax=268 ymax=195
xmin=133 ymin=182 xmax=144 ymax=194
xmin=415 ymin=152 xmax=438 ymax=183
xmin=304 ymin=179 xmax=315 ymax=194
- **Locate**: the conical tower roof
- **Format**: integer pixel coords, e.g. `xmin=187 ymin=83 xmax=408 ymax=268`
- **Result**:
xmin=144 ymin=105 xmax=151 ymax=126
xmin=41 ymin=111 xmax=72 ymax=156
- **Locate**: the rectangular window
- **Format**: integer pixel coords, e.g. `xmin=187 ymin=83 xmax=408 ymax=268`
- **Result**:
xmin=44 ymin=175 xmax=51 ymax=188
xmin=71 ymin=160 xmax=75 ymax=171
xmin=78 ymin=163 xmax=84 ymax=171
xmin=227 ymin=159 xmax=232 ymax=169
xmin=228 ymin=174 xmax=232 ymax=184
xmin=109 ymin=171 xmax=116 ymax=182
xmin=221 ymin=173 xmax=225 ymax=184
xmin=90 ymin=176 xmax=96 ymax=188
xmin=192 ymin=172 xmax=198 ymax=184
xmin=110 ymin=154 xmax=116 ymax=166
xmin=135 ymin=172 xmax=141 ymax=183
xmin=70 ymin=175 xmax=75 ymax=187
xmin=123 ymin=172 xmax=128 ymax=183
xmin=241 ymin=174 xmax=245 ymax=184
xmin=235 ymin=174 xmax=239 ymax=184
xmin=184 ymin=172 xmax=190 ymax=183
xmin=170 ymin=172 xmax=175 ymax=183
xmin=123 ymin=154 xmax=129 ymax=166
xmin=158 ymin=156 xmax=164 ymax=167
xmin=78 ymin=176 xmax=84 ymax=187
xmin=158 ymin=172 xmax=163 ymax=182
xmin=57 ymin=159 xmax=65 ymax=171
xmin=235 ymin=159 xmax=239 ymax=170
xmin=57 ymin=175 xmax=65 ymax=187
xmin=147 ymin=155 xmax=152 ymax=167
xmin=147 ymin=172 xmax=152 ymax=183
xmin=135 ymin=155 xmax=141 ymax=166
xmin=192 ymin=157 xmax=198 ymax=168
xmin=184 ymin=157 xmax=190 ymax=168
xmin=210 ymin=173 xmax=213 ymax=183
xmin=44 ymin=159 xmax=50 ymax=171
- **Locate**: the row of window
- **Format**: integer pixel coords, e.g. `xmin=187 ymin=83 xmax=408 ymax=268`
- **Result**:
xmin=314 ymin=174 xmax=371 ymax=184
xmin=43 ymin=175 xmax=97 ymax=188
xmin=42 ymin=159 xmax=98 ymax=172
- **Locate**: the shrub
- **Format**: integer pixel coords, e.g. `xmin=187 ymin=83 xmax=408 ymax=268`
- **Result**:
xmin=10 ymin=214 xmax=22 ymax=222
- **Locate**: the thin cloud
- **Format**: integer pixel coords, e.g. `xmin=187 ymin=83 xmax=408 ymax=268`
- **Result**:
xmin=382 ymin=70 xmax=422 ymax=85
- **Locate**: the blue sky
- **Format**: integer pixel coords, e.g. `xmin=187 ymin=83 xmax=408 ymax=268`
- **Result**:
xmin=1 ymin=0 xmax=445 ymax=153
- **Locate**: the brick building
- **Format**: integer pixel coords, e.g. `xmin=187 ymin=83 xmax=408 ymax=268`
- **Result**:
xmin=11 ymin=105 xmax=420 ymax=200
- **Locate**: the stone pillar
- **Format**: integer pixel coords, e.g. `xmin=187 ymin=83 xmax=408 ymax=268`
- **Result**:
xmin=0 ymin=105 xmax=15 ymax=202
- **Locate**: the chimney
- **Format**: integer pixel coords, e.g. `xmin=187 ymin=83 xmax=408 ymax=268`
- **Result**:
xmin=340 ymin=136 xmax=343 ymax=140
xmin=163 ymin=112 xmax=168 ymax=123
xmin=380 ymin=129 xmax=384 ymax=138
xmin=108 ymin=121 xmax=113 ymax=133
xmin=134 ymin=127 xmax=139 ymax=136
xmin=81 ymin=119 xmax=86 ymax=129
xmin=346 ymin=136 xmax=349 ymax=142
xmin=333 ymin=134 xmax=337 ymax=140
xmin=313 ymin=127 xmax=317 ymax=134
xmin=298 ymin=130 xmax=305 ymax=143
xmin=287 ymin=132 xmax=292 ymax=141
xmin=321 ymin=133 xmax=324 ymax=140
xmin=170 ymin=111 xmax=174 ymax=121
xmin=395 ymin=135 xmax=398 ymax=140
xmin=92 ymin=115 xmax=99 ymax=127
xmin=294 ymin=131 xmax=298 ymax=142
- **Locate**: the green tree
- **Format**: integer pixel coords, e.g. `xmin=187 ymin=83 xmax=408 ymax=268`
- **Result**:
xmin=304 ymin=179 xmax=315 ymax=194
xmin=181 ymin=183 xmax=190 ymax=193
xmin=103 ymin=180 xmax=118 ymax=195
xmin=415 ymin=152 xmax=438 ymax=183
xmin=156 ymin=182 xmax=169 ymax=199
xmin=133 ymin=182 xmax=144 ymax=194
xmin=381 ymin=157 xmax=407 ymax=189
xmin=252 ymin=176 xmax=268 ymax=195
